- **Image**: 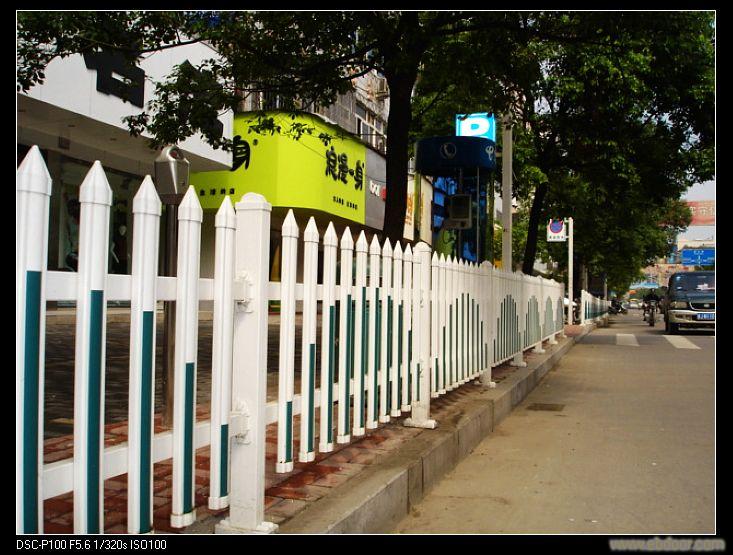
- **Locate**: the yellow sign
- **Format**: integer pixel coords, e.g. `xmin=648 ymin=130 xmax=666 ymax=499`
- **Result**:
xmin=191 ymin=112 xmax=367 ymax=223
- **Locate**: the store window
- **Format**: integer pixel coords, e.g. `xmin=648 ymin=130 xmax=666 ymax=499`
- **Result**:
xmin=57 ymin=155 xmax=138 ymax=275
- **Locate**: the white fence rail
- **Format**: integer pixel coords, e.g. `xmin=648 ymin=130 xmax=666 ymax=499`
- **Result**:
xmin=17 ymin=146 xmax=567 ymax=534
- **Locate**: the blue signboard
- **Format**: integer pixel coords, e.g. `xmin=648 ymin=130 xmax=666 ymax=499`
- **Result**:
xmin=456 ymin=113 xmax=496 ymax=142
xmin=629 ymin=281 xmax=662 ymax=290
xmin=681 ymin=248 xmax=715 ymax=265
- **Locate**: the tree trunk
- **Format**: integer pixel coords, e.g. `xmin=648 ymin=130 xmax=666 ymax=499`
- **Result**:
xmin=382 ymin=75 xmax=416 ymax=244
xmin=521 ymin=181 xmax=549 ymax=275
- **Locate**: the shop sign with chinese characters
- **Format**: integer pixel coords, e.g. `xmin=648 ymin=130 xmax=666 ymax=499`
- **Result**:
xmin=191 ymin=112 xmax=367 ymax=223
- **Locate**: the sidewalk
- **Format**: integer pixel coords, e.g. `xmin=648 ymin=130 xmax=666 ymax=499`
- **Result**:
xmin=41 ymin=323 xmax=595 ymax=534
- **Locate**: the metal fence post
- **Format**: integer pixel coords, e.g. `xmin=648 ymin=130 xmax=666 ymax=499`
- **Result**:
xmin=404 ymin=243 xmax=437 ymax=429
xmin=401 ymin=244 xmax=413 ymax=412
xmin=319 ymin=223 xmax=338 ymax=452
xmin=391 ymin=242 xmax=403 ymax=417
xmin=438 ymin=255 xmax=447 ymax=395
xmin=209 ymin=196 xmax=237 ymax=510
xmin=366 ymin=236 xmax=381 ymax=429
xmin=379 ymin=240 xmax=393 ymax=423
xmin=16 ymin=146 xmax=52 ymax=534
xmin=533 ymin=277 xmax=547 ymax=354
xmin=430 ymin=252 xmax=440 ymax=399
xmin=73 ymin=161 xmax=112 ymax=534
xmin=547 ymin=280 xmax=559 ymax=346
xmin=300 ymin=217 xmax=319 ymax=462
xmin=127 ymin=177 xmax=161 ymax=533
xmin=170 ymin=187 xmax=202 ymax=529
xmin=479 ymin=262 xmax=496 ymax=388
xmin=353 ymin=231 xmax=368 ymax=437
xmin=216 ymin=192 xmax=277 ymax=534
xmin=510 ymin=273 xmax=528 ymax=368
xmin=276 ymin=210 xmax=298 ymax=473
xmin=337 ymin=227 xmax=354 ymax=443
xmin=449 ymin=256 xmax=457 ymax=391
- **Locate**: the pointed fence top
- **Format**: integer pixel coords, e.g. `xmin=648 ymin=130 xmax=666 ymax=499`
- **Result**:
xmin=393 ymin=241 xmax=403 ymax=259
xmin=382 ymin=237 xmax=392 ymax=256
xmin=133 ymin=176 xmax=162 ymax=217
xmin=340 ymin=226 xmax=354 ymax=249
xmin=355 ymin=230 xmax=368 ymax=253
xmin=215 ymin=195 xmax=236 ymax=230
xmin=431 ymin=251 xmax=440 ymax=265
xmin=323 ymin=221 xmax=338 ymax=247
xmin=304 ymin=217 xmax=319 ymax=243
xmin=178 ymin=185 xmax=203 ymax=223
xmin=79 ymin=161 xmax=113 ymax=207
xmin=282 ymin=209 xmax=300 ymax=239
xmin=403 ymin=243 xmax=412 ymax=261
xmin=17 ymin=145 xmax=52 ymax=196
xmin=369 ymin=234 xmax=381 ymax=255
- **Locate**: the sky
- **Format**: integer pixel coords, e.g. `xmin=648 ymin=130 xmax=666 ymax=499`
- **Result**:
xmin=679 ymin=180 xmax=715 ymax=242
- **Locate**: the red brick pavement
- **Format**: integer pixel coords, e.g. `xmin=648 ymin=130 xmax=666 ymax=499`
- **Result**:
xmin=40 ymin=327 xmax=575 ymax=533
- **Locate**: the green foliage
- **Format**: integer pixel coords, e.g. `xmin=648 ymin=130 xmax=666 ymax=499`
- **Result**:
xmin=412 ymin=10 xmax=714 ymax=284
xmin=18 ymin=10 xmax=714 ymax=257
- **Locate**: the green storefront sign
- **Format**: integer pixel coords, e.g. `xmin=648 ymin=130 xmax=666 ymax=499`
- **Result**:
xmin=191 ymin=112 xmax=367 ymax=223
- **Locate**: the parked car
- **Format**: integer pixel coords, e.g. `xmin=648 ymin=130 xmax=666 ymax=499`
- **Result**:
xmin=663 ymin=271 xmax=715 ymax=334
xmin=629 ymin=300 xmax=640 ymax=309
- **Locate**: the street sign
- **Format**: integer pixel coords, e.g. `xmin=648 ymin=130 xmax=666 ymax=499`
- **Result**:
xmin=455 ymin=113 xmax=497 ymax=142
xmin=629 ymin=281 xmax=661 ymax=290
xmin=681 ymin=248 xmax=715 ymax=266
xmin=547 ymin=219 xmax=567 ymax=242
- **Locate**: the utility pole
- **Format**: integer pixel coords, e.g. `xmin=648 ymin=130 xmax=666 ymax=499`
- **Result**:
xmin=567 ymin=217 xmax=574 ymax=324
xmin=501 ymin=114 xmax=513 ymax=271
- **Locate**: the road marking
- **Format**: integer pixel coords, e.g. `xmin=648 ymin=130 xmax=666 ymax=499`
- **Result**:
xmin=616 ymin=334 xmax=639 ymax=347
xmin=663 ymin=335 xmax=700 ymax=350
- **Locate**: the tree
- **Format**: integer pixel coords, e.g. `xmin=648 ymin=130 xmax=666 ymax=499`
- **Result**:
xmin=410 ymin=11 xmax=714 ymax=283
xmin=515 ymin=11 xmax=714 ymax=276
xmin=17 ymin=10 xmax=499 ymax=243
xmin=17 ymin=10 xmax=714 ymax=256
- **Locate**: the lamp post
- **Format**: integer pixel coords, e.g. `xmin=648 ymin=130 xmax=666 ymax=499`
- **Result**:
xmin=567 ymin=217 xmax=574 ymax=325
xmin=154 ymin=146 xmax=190 ymax=426
xmin=501 ymin=114 xmax=513 ymax=271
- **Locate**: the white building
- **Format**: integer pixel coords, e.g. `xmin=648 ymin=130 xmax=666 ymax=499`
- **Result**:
xmin=18 ymin=43 xmax=233 ymax=275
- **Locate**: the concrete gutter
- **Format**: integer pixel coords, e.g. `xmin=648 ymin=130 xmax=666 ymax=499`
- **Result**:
xmin=278 ymin=323 xmax=597 ymax=534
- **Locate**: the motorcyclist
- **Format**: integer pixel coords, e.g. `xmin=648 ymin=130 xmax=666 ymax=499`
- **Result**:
xmin=642 ymin=290 xmax=661 ymax=319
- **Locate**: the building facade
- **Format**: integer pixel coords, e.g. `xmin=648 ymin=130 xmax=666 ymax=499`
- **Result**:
xmin=17 ymin=43 xmax=233 ymax=276
xmin=19 ymin=48 xmax=433 ymax=283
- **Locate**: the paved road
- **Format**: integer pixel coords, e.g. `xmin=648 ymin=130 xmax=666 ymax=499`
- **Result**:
xmin=393 ymin=311 xmax=715 ymax=534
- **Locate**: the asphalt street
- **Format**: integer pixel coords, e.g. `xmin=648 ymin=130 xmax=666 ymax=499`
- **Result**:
xmin=393 ymin=311 xmax=715 ymax=534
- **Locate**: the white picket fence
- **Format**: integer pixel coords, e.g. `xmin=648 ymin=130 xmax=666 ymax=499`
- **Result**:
xmin=16 ymin=147 xmax=566 ymax=534
xmin=580 ymin=290 xmax=610 ymax=325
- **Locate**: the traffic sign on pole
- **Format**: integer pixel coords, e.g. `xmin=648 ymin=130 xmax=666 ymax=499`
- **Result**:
xmin=547 ymin=219 xmax=567 ymax=242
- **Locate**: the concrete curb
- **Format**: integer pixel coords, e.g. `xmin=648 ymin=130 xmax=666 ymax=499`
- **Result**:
xmin=278 ymin=324 xmax=596 ymax=534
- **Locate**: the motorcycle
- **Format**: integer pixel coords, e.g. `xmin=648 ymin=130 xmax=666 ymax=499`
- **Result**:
xmin=609 ymin=301 xmax=628 ymax=315
xmin=647 ymin=300 xmax=658 ymax=327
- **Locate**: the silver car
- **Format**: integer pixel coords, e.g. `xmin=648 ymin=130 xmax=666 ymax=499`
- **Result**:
xmin=663 ymin=271 xmax=715 ymax=334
